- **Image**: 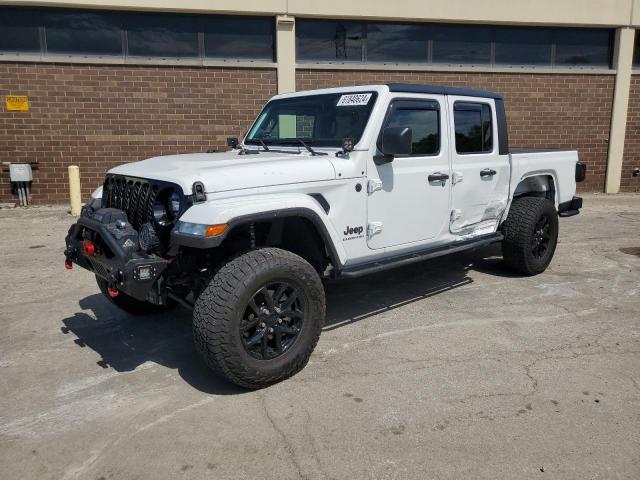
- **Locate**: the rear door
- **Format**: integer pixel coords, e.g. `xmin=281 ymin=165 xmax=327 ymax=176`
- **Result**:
xmin=447 ymin=97 xmax=510 ymax=234
xmin=366 ymin=96 xmax=451 ymax=249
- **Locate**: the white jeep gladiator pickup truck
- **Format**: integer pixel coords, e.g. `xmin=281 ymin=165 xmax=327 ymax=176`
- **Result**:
xmin=65 ymin=83 xmax=585 ymax=388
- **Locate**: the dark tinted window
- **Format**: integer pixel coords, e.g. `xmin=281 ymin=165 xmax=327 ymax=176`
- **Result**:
xmin=495 ymin=27 xmax=552 ymax=66
xmin=554 ymin=28 xmax=612 ymax=67
xmin=204 ymin=16 xmax=273 ymax=60
xmin=385 ymin=106 xmax=439 ymax=155
xmin=44 ymin=9 xmax=122 ymax=56
xmin=126 ymin=13 xmax=198 ymax=58
xmin=367 ymin=23 xmax=429 ymax=64
xmin=297 ymin=20 xmax=363 ymax=62
xmin=633 ymin=31 xmax=640 ymax=67
xmin=432 ymin=24 xmax=491 ymax=65
xmin=454 ymin=103 xmax=493 ymax=154
xmin=0 ymin=8 xmax=41 ymax=53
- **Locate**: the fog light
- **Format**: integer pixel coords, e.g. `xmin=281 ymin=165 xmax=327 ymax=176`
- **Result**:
xmin=137 ymin=265 xmax=152 ymax=280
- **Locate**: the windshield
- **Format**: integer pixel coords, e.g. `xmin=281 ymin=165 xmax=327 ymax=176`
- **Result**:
xmin=245 ymin=92 xmax=378 ymax=148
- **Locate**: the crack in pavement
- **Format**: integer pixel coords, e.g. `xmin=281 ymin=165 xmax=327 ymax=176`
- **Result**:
xmin=259 ymin=391 xmax=305 ymax=480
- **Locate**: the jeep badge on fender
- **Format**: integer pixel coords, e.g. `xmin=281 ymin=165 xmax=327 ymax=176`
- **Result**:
xmin=344 ymin=226 xmax=364 ymax=236
xmin=64 ymin=83 xmax=583 ymax=389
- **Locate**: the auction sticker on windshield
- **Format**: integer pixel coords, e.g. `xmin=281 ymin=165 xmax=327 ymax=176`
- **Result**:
xmin=336 ymin=93 xmax=372 ymax=107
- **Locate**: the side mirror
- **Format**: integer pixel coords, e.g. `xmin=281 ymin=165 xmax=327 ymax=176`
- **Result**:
xmin=227 ymin=137 xmax=239 ymax=149
xmin=380 ymin=127 xmax=412 ymax=158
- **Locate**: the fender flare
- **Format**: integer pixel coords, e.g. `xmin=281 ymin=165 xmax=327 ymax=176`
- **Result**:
xmin=503 ymin=170 xmax=559 ymax=223
xmin=171 ymin=206 xmax=345 ymax=268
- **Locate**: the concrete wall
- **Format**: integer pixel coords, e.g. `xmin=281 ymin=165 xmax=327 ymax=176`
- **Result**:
xmin=621 ymin=75 xmax=640 ymax=192
xmin=8 ymin=0 xmax=640 ymax=26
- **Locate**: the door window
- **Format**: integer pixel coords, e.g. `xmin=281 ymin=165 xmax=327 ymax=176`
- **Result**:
xmin=454 ymin=103 xmax=493 ymax=154
xmin=383 ymin=103 xmax=440 ymax=156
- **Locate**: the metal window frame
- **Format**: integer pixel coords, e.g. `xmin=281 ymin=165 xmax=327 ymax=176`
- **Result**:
xmin=453 ymin=101 xmax=495 ymax=155
xmin=377 ymin=98 xmax=442 ymax=157
xmin=0 ymin=6 xmax=276 ymax=64
xmin=295 ymin=18 xmax=616 ymax=70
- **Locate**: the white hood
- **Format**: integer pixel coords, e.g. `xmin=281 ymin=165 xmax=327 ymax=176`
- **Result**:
xmin=108 ymin=150 xmax=337 ymax=194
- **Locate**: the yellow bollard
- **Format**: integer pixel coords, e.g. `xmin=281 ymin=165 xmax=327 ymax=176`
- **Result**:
xmin=68 ymin=165 xmax=81 ymax=217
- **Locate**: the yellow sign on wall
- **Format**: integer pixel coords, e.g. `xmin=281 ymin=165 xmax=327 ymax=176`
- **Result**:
xmin=5 ymin=96 xmax=29 ymax=112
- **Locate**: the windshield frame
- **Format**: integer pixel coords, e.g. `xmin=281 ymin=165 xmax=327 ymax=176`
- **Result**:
xmin=244 ymin=91 xmax=379 ymax=149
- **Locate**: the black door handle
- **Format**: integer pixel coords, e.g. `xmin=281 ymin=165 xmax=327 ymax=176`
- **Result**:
xmin=480 ymin=168 xmax=497 ymax=178
xmin=428 ymin=172 xmax=450 ymax=182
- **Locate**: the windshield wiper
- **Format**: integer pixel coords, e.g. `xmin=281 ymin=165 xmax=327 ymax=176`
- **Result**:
xmin=296 ymin=139 xmax=327 ymax=156
xmin=258 ymin=139 xmax=270 ymax=152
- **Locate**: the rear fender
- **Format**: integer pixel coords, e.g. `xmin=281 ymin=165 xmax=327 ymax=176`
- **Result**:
xmin=502 ymin=170 xmax=559 ymax=223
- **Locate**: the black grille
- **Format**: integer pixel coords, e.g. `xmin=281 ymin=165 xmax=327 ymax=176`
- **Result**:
xmin=102 ymin=175 xmax=158 ymax=230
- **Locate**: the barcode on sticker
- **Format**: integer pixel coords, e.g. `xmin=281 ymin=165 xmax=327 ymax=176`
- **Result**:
xmin=336 ymin=93 xmax=372 ymax=106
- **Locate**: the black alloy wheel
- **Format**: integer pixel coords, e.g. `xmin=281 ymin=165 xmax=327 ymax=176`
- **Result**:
xmin=240 ymin=282 xmax=305 ymax=360
xmin=532 ymin=214 xmax=551 ymax=259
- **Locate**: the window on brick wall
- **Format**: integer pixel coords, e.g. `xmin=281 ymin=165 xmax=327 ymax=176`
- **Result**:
xmin=296 ymin=19 xmax=614 ymax=69
xmin=44 ymin=9 xmax=122 ymax=56
xmin=367 ymin=23 xmax=429 ymax=64
xmin=126 ymin=13 xmax=199 ymax=58
xmin=633 ymin=31 xmax=639 ymax=68
xmin=495 ymin=27 xmax=552 ymax=66
xmin=203 ymin=16 xmax=274 ymax=61
xmin=0 ymin=8 xmax=41 ymax=54
xmin=553 ymin=29 xmax=612 ymax=67
xmin=296 ymin=20 xmax=364 ymax=62
xmin=431 ymin=24 xmax=492 ymax=65
xmin=0 ymin=7 xmax=275 ymax=62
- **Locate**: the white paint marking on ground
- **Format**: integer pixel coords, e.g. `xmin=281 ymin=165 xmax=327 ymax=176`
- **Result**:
xmin=336 ymin=308 xmax=599 ymax=352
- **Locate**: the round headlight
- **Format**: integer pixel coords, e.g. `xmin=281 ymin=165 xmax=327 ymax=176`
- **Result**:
xmin=153 ymin=202 xmax=170 ymax=226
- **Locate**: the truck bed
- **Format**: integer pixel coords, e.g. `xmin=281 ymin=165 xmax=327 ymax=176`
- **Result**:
xmin=509 ymin=149 xmax=579 ymax=207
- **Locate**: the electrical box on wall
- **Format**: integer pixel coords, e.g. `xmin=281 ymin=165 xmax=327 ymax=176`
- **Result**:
xmin=7 ymin=163 xmax=33 ymax=207
xmin=9 ymin=163 xmax=33 ymax=182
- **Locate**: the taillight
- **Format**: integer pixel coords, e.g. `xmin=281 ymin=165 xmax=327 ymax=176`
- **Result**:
xmin=82 ymin=240 xmax=96 ymax=256
xmin=575 ymin=162 xmax=587 ymax=182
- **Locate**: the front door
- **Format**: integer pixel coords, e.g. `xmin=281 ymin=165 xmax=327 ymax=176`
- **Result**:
xmin=447 ymin=96 xmax=510 ymax=235
xmin=367 ymin=97 xmax=451 ymax=250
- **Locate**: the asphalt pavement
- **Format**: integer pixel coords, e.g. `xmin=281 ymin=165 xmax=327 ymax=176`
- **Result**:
xmin=1 ymin=193 xmax=639 ymax=480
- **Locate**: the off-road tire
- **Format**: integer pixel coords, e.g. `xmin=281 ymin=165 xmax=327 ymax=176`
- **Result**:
xmin=193 ymin=248 xmax=325 ymax=389
xmin=96 ymin=276 xmax=168 ymax=315
xmin=502 ymin=197 xmax=559 ymax=275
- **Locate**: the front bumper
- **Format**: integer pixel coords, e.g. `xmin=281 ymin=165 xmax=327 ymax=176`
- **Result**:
xmin=64 ymin=211 xmax=168 ymax=302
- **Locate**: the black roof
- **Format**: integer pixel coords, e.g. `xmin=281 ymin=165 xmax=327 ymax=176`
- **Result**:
xmin=387 ymin=83 xmax=503 ymax=100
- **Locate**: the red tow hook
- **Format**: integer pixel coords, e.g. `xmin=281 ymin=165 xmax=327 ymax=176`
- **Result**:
xmin=64 ymin=260 xmax=73 ymax=270
xmin=107 ymin=287 xmax=120 ymax=298
xmin=82 ymin=240 xmax=96 ymax=257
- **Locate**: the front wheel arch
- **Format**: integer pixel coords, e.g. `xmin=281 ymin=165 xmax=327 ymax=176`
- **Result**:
xmin=218 ymin=209 xmax=342 ymax=274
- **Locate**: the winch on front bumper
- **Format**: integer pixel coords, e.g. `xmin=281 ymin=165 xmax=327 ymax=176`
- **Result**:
xmin=64 ymin=207 xmax=170 ymax=303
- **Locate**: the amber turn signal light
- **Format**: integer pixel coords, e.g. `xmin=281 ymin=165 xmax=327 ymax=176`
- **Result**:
xmin=204 ymin=224 xmax=228 ymax=237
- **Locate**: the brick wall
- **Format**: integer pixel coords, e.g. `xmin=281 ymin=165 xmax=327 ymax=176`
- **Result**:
xmin=0 ymin=63 xmax=277 ymax=204
xmin=621 ymin=75 xmax=640 ymax=192
xmin=297 ymin=69 xmax=615 ymax=192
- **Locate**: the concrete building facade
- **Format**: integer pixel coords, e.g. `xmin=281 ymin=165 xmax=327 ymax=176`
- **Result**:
xmin=0 ymin=0 xmax=639 ymax=203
